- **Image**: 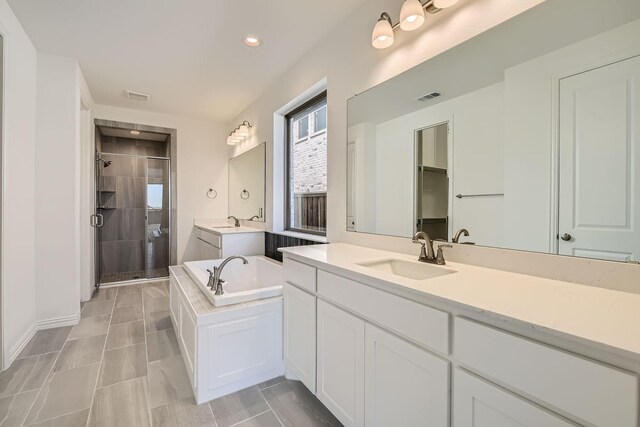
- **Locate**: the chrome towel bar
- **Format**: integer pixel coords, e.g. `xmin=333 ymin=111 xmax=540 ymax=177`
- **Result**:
xmin=456 ymin=193 xmax=504 ymax=199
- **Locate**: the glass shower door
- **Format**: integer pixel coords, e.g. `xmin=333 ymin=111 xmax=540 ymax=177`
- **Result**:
xmin=146 ymin=158 xmax=170 ymax=279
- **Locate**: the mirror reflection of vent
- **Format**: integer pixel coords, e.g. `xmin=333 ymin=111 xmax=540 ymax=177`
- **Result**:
xmin=416 ymin=92 xmax=441 ymax=102
xmin=126 ymin=90 xmax=151 ymax=102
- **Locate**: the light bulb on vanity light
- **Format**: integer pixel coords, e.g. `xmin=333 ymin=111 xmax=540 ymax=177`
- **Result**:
xmin=400 ymin=0 xmax=425 ymax=31
xmin=227 ymin=134 xmax=236 ymax=145
xmin=372 ymin=12 xmax=394 ymax=49
xmin=236 ymin=123 xmax=250 ymax=138
xmin=433 ymin=0 xmax=460 ymax=8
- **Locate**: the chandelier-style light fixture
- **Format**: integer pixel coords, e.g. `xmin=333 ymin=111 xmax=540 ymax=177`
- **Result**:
xmin=372 ymin=0 xmax=461 ymax=49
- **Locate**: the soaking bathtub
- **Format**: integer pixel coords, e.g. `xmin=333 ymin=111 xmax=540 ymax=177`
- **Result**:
xmin=183 ymin=255 xmax=283 ymax=307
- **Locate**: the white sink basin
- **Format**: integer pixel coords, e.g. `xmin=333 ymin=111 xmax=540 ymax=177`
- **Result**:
xmin=357 ymin=259 xmax=455 ymax=280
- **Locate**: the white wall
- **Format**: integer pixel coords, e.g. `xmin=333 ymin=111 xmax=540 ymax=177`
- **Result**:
xmin=226 ymin=0 xmax=542 ymax=254
xmin=0 ymin=0 xmax=38 ymax=366
xmin=35 ymin=53 xmax=77 ymax=322
xmin=92 ymin=105 xmax=229 ymax=263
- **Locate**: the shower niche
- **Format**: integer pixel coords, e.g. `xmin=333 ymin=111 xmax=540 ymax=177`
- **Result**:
xmin=94 ymin=122 xmax=175 ymax=285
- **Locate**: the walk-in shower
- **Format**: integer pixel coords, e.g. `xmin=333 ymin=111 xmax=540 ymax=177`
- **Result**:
xmin=92 ymin=122 xmax=177 ymax=286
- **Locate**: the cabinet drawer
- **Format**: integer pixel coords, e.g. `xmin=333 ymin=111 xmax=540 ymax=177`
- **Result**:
xmin=454 ymin=317 xmax=638 ymax=427
xmin=284 ymin=258 xmax=317 ymax=292
xmin=198 ymin=229 xmax=221 ymax=248
xmin=317 ymin=270 xmax=449 ymax=355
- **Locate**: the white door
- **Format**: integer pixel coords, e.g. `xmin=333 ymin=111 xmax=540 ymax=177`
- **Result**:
xmin=316 ymin=300 xmax=365 ymax=427
xmin=453 ymin=369 xmax=576 ymax=427
xmin=283 ymin=283 xmax=317 ymax=393
xmin=364 ymin=324 xmax=449 ymax=427
xmin=558 ymin=56 xmax=640 ymax=261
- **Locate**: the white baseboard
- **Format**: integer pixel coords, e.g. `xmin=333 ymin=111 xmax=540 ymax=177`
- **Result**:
xmin=36 ymin=311 xmax=81 ymax=330
xmin=7 ymin=324 xmax=37 ymax=367
xmin=6 ymin=311 xmax=80 ymax=368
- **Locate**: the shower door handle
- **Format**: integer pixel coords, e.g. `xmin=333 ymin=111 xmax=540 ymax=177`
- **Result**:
xmin=92 ymin=214 xmax=104 ymax=228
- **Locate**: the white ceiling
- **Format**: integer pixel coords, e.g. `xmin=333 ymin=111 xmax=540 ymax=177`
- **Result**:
xmin=9 ymin=0 xmax=367 ymax=122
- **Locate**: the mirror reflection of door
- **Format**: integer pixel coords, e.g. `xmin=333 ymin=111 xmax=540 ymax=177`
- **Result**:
xmin=558 ymin=55 xmax=640 ymax=261
xmin=415 ymin=123 xmax=449 ymax=240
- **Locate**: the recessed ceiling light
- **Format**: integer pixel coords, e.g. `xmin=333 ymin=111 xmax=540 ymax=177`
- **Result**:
xmin=244 ymin=35 xmax=261 ymax=47
xmin=130 ymin=130 xmax=140 ymax=135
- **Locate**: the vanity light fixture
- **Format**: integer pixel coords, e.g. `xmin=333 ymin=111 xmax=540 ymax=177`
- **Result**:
xmin=372 ymin=0 xmax=460 ymax=49
xmin=400 ymin=0 xmax=425 ymax=31
xmin=227 ymin=120 xmax=253 ymax=145
xmin=244 ymin=35 xmax=261 ymax=47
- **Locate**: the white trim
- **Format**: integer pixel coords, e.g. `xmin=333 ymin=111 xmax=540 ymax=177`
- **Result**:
xmin=0 ymin=23 xmax=8 ymax=371
xmin=35 ymin=312 xmax=81 ymax=330
xmin=7 ymin=324 xmax=36 ymax=366
xmin=6 ymin=311 xmax=80 ymax=367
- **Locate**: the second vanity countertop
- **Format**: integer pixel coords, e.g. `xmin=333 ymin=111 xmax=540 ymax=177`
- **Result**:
xmin=280 ymin=243 xmax=640 ymax=360
xmin=194 ymin=220 xmax=264 ymax=235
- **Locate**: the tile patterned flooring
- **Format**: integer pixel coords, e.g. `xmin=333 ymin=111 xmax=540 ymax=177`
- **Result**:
xmin=0 ymin=281 xmax=342 ymax=427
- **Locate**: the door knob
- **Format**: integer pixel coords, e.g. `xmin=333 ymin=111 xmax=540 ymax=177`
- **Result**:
xmin=560 ymin=233 xmax=572 ymax=241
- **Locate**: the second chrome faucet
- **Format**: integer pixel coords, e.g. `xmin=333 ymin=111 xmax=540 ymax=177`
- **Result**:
xmin=412 ymin=231 xmax=451 ymax=265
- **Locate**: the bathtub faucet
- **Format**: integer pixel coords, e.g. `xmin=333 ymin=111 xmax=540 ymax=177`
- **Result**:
xmin=211 ymin=256 xmax=249 ymax=295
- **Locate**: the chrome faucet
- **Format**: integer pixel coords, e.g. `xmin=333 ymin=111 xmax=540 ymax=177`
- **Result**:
xmin=412 ymin=231 xmax=435 ymax=262
xmin=209 ymin=256 xmax=249 ymax=295
xmin=412 ymin=232 xmax=452 ymax=265
xmin=228 ymin=216 xmax=240 ymax=227
xmin=452 ymin=228 xmax=469 ymax=244
xmin=248 ymin=215 xmax=260 ymax=221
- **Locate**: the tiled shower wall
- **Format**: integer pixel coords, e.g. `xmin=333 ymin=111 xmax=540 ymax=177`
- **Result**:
xmin=99 ymin=155 xmax=147 ymax=277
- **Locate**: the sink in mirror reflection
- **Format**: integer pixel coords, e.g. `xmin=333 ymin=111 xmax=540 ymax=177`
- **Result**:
xmin=356 ymin=259 xmax=456 ymax=280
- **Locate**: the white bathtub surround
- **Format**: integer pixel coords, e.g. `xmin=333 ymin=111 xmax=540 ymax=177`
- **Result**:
xmin=169 ymin=266 xmax=283 ymax=404
xmin=184 ymin=256 xmax=283 ymax=306
xmin=281 ymin=243 xmax=639 ymax=427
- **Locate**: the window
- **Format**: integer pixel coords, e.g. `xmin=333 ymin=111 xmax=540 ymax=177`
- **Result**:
xmin=313 ymin=105 xmax=327 ymax=134
xmin=285 ymin=92 xmax=327 ymax=235
xmin=295 ymin=116 xmax=309 ymax=141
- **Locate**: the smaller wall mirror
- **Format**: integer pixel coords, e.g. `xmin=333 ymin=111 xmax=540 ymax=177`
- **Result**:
xmin=229 ymin=143 xmax=266 ymax=222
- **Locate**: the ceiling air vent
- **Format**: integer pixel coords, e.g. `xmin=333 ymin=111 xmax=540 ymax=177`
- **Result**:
xmin=126 ymin=90 xmax=151 ymax=102
xmin=416 ymin=92 xmax=441 ymax=102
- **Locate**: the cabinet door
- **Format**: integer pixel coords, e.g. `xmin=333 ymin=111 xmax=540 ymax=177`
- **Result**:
xmin=283 ymin=283 xmax=317 ymax=392
xmin=453 ymin=369 xmax=576 ymax=427
xmin=317 ymin=300 xmax=365 ymax=427
xmin=365 ymin=324 xmax=449 ymax=427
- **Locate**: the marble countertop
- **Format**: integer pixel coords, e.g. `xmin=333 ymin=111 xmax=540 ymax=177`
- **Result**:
xmin=280 ymin=243 xmax=640 ymax=359
xmin=194 ymin=220 xmax=264 ymax=235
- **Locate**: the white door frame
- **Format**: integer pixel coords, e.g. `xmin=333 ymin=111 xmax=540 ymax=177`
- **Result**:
xmin=549 ymin=47 xmax=640 ymax=254
xmin=78 ymin=96 xmax=94 ymax=302
xmin=0 ymin=29 xmax=6 ymax=370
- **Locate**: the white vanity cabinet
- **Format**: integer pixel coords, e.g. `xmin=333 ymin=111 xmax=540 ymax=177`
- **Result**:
xmin=281 ymin=251 xmax=639 ymax=427
xmin=195 ymin=227 xmax=264 ymax=261
xmin=365 ymin=324 xmax=449 ymax=427
xmin=283 ymin=282 xmax=317 ymax=392
xmin=316 ymin=300 xmax=365 ymax=427
xmin=283 ymin=257 xmax=450 ymax=427
xmin=453 ymin=369 xmax=575 ymax=427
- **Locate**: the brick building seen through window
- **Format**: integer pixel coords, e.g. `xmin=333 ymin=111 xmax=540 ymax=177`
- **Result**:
xmin=286 ymin=93 xmax=327 ymax=234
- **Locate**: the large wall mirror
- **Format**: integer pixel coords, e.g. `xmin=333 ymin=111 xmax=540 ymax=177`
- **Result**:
xmin=347 ymin=0 xmax=640 ymax=263
xmin=229 ymin=143 xmax=266 ymax=222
